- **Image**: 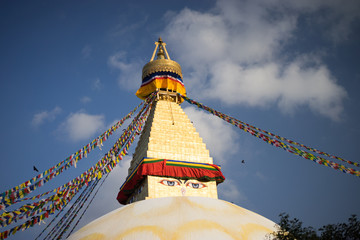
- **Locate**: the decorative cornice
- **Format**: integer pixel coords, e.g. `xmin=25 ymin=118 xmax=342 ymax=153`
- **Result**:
xmin=142 ymin=59 xmax=183 ymax=79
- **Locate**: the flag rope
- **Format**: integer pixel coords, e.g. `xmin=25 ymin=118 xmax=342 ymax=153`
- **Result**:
xmin=51 ymin=178 xmax=100 ymax=240
xmin=0 ymin=101 xmax=144 ymax=209
xmin=65 ymin=173 xmax=110 ymax=239
xmin=43 ymin=180 xmax=96 ymax=240
xmin=179 ymin=94 xmax=360 ymax=178
xmin=0 ymin=101 xmax=150 ymax=227
xmin=0 ymin=92 xmax=156 ymax=239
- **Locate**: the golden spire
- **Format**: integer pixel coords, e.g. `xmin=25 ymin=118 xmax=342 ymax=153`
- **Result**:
xmin=136 ymin=37 xmax=186 ymax=100
xmin=157 ymin=45 xmax=165 ymax=59
xmin=143 ymin=37 xmax=182 ymax=79
xmin=150 ymin=37 xmax=171 ymax=61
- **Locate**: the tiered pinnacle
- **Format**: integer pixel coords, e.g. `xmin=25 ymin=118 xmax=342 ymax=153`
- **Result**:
xmin=130 ymin=100 xmax=213 ymax=169
xmin=122 ymin=38 xmax=219 ymax=204
xmin=126 ymin=99 xmax=218 ymax=203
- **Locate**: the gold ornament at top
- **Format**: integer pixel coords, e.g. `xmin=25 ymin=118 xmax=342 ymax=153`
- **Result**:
xmin=142 ymin=37 xmax=183 ymax=79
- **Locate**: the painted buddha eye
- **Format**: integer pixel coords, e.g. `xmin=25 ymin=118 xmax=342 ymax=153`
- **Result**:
xmin=159 ymin=179 xmax=180 ymax=187
xmin=186 ymin=182 xmax=206 ymax=189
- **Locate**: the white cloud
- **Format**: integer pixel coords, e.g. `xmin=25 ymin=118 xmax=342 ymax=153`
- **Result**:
xmin=80 ymin=96 xmax=92 ymax=104
xmin=206 ymin=57 xmax=347 ymax=120
xmin=162 ymin=0 xmax=354 ymax=121
xmin=184 ymin=106 xmax=239 ymax=165
xmin=218 ymin=178 xmax=246 ymax=203
xmin=58 ymin=111 xmax=105 ymax=142
xmin=32 ymin=106 xmax=62 ymax=127
xmin=92 ymin=78 xmax=102 ymax=90
xmin=108 ymin=51 xmax=142 ymax=91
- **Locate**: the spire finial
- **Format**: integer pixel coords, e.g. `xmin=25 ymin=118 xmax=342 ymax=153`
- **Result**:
xmin=150 ymin=37 xmax=171 ymax=62
xmin=137 ymin=37 xmax=185 ymax=101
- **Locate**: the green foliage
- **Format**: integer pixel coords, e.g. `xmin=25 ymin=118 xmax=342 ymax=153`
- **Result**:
xmin=269 ymin=213 xmax=360 ymax=240
xmin=318 ymin=215 xmax=360 ymax=240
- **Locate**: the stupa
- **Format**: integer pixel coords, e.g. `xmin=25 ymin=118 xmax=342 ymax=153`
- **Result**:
xmin=67 ymin=38 xmax=278 ymax=240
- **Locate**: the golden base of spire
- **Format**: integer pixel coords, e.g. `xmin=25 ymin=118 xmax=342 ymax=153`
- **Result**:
xmin=142 ymin=59 xmax=182 ymax=79
xmin=143 ymin=37 xmax=182 ymax=79
xmin=136 ymin=37 xmax=186 ymax=100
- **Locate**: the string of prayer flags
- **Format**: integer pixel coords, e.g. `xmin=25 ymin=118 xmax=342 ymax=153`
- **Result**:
xmin=179 ymin=94 xmax=360 ymax=178
xmin=65 ymin=173 xmax=110 ymax=239
xmin=0 ymin=92 xmax=156 ymax=239
xmin=0 ymin=101 xmax=144 ymax=209
xmin=44 ymin=180 xmax=98 ymax=240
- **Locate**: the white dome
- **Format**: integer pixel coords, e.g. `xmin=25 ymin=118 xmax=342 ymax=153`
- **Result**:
xmin=68 ymin=196 xmax=277 ymax=240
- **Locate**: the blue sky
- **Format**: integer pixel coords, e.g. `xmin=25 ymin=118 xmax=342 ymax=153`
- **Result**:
xmin=1 ymin=0 xmax=360 ymax=239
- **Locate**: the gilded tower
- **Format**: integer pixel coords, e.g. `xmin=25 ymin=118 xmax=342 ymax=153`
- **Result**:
xmin=117 ymin=38 xmax=224 ymax=205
